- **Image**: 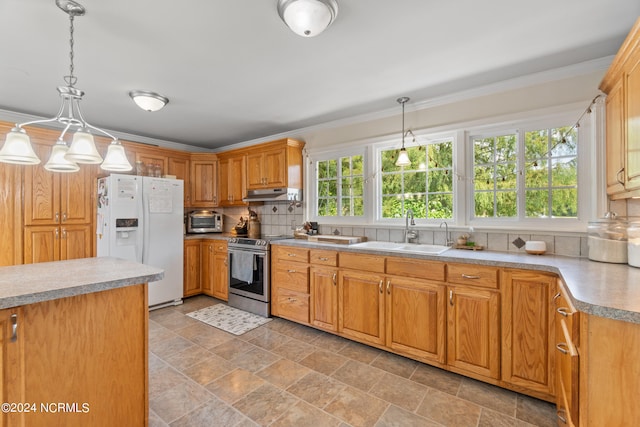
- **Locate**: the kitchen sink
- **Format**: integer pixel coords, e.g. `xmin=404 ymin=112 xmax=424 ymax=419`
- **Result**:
xmin=349 ymin=241 xmax=450 ymax=255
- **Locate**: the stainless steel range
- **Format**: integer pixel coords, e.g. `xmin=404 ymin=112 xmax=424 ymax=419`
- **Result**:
xmin=227 ymin=236 xmax=289 ymax=317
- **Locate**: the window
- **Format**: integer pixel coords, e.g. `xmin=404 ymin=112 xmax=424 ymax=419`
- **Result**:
xmin=379 ymin=138 xmax=454 ymax=220
xmin=471 ymin=125 xmax=578 ymax=220
xmin=316 ymin=154 xmax=364 ymax=217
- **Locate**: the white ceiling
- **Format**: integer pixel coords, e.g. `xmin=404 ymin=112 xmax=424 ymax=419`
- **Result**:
xmin=1 ymin=1 xmax=638 ymax=150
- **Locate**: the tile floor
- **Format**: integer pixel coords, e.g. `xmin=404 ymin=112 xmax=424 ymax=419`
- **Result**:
xmin=149 ymin=296 xmax=557 ymax=427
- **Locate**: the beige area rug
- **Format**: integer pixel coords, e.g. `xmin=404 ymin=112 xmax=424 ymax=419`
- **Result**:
xmin=186 ymin=304 xmax=272 ymax=335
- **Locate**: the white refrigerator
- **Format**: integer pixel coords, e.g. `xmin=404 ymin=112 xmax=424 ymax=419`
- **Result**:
xmin=97 ymin=174 xmax=184 ymax=308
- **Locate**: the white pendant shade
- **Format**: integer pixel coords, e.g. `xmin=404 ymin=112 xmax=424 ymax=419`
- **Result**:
xmin=395 ymin=148 xmax=411 ymax=167
xmin=129 ymin=91 xmax=169 ymax=112
xmin=0 ymin=128 xmax=41 ymax=165
xmin=65 ymin=129 xmax=103 ymax=164
xmin=44 ymin=140 xmax=80 ymax=172
xmin=101 ymin=141 xmax=133 ymax=172
xmin=278 ymin=0 xmax=338 ymax=37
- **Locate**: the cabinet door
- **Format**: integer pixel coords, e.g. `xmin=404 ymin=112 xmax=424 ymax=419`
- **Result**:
xmin=212 ymin=252 xmax=228 ymax=301
xmin=310 ymin=267 xmax=338 ymax=332
xmin=263 ymin=147 xmax=287 ymax=187
xmin=0 ymin=161 xmax=23 ymax=266
xmin=136 ymin=152 xmax=168 ymax=177
xmin=218 ymin=159 xmax=230 ymax=206
xmin=447 ymin=285 xmax=500 ymax=379
xmin=0 ymin=306 xmax=25 ymax=427
xmin=183 ymin=240 xmax=201 ymax=297
xmin=168 ymin=157 xmax=190 ymax=205
xmin=24 ymin=144 xmax=61 ymax=226
xmin=555 ymin=285 xmax=579 ymax=427
xmin=60 ymin=165 xmax=94 ymax=225
xmin=60 ymin=224 xmax=93 ymax=260
xmin=24 ymin=226 xmax=60 ymax=264
xmin=228 ymin=155 xmax=247 ymax=206
xmin=201 ymin=241 xmax=215 ymax=296
xmin=246 ymin=151 xmax=265 ymax=189
xmin=190 ymin=158 xmax=217 ymax=207
xmin=501 ymin=270 xmax=556 ymax=396
xmin=339 ymin=270 xmax=385 ymax=346
xmin=386 ymin=277 xmax=446 ymax=364
xmin=606 ymin=81 xmax=626 ymax=195
xmin=626 ymin=60 xmax=640 ymax=189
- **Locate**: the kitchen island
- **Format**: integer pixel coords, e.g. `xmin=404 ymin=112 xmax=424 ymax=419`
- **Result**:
xmin=0 ymin=257 xmax=163 ymax=427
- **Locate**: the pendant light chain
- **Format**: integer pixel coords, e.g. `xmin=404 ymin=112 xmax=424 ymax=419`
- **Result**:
xmin=64 ymin=14 xmax=77 ymax=87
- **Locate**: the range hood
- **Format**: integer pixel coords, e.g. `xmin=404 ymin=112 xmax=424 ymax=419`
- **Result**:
xmin=243 ymin=188 xmax=303 ymax=203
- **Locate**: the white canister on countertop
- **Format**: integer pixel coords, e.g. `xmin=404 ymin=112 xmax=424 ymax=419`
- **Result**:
xmin=628 ymin=223 xmax=640 ymax=268
xmin=587 ymin=214 xmax=629 ymax=264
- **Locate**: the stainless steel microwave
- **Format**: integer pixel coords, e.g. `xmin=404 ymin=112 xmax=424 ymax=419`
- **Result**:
xmin=187 ymin=210 xmax=223 ymax=233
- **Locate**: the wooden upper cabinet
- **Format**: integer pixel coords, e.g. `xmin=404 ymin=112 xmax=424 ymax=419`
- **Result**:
xmin=246 ymin=139 xmax=304 ymax=190
xmin=135 ymin=152 xmax=168 ymax=177
xmin=600 ymin=17 xmax=640 ymax=197
xmin=189 ymin=154 xmax=217 ymax=208
xmin=606 ymin=80 xmax=626 ymax=195
xmin=219 ymin=154 xmax=247 ymax=207
xmin=168 ymin=156 xmax=190 ymax=205
xmin=0 ymin=159 xmax=23 ymax=266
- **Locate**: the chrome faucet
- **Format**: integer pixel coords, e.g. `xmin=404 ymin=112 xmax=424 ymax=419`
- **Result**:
xmin=405 ymin=209 xmax=417 ymax=243
xmin=440 ymin=221 xmax=453 ymax=246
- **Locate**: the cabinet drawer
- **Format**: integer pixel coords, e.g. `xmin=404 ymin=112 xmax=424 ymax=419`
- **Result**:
xmin=386 ymin=257 xmax=445 ymax=281
xmin=273 ymin=288 xmax=309 ymax=324
xmin=213 ymin=240 xmax=228 ymax=253
xmin=447 ymin=263 xmax=499 ymax=289
xmin=272 ymin=264 xmax=309 ymax=292
xmin=555 ymin=282 xmax=580 ymax=344
xmin=273 ymin=246 xmax=309 ymax=263
xmin=310 ymin=249 xmax=338 ymax=266
xmin=339 ymin=252 xmax=385 ymax=273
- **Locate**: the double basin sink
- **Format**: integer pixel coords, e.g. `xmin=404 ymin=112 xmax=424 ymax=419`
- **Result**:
xmin=349 ymin=241 xmax=451 ymax=255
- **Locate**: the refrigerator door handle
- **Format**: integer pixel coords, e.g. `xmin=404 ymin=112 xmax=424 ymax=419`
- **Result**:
xmin=140 ymin=180 xmax=148 ymax=264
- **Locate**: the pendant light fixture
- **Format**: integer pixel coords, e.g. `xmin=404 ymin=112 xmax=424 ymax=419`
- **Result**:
xmin=0 ymin=0 xmax=132 ymax=172
xmin=395 ymin=97 xmax=412 ymax=167
xmin=129 ymin=90 xmax=169 ymax=112
xmin=277 ymin=0 xmax=339 ymax=37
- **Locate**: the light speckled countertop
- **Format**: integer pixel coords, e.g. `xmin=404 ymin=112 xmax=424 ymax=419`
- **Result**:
xmin=184 ymin=233 xmax=231 ymax=240
xmin=0 ymin=257 xmax=164 ymax=309
xmin=272 ymin=239 xmax=640 ymax=324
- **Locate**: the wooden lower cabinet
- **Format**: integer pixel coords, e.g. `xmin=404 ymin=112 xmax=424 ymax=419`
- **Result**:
xmin=212 ymin=240 xmax=228 ymax=301
xmin=386 ymin=276 xmax=446 ymax=364
xmin=201 ymin=240 xmax=215 ymax=296
xmin=24 ymin=224 xmax=92 ymax=264
xmin=183 ymin=240 xmax=202 ymax=297
xmin=447 ymin=284 xmax=501 ymax=380
xmin=555 ymin=282 xmax=579 ymax=427
xmin=271 ymin=246 xmax=310 ymax=323
xmin=310 ymin=267 xmax=338 ymax=332
xmin=338 ymin=270 xmax=385 ymax=346
xmin=1 ymin=285 xmax=148 ymax=427
xmin=502 ymin=270 xmax=556 ymax=399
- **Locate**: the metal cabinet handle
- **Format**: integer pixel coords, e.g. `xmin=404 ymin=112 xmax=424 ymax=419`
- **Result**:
xmin=449 ymin=290 xmax=454 ymax=306
xmin=556 ymin=342 xmax=569 ymax=354
xmin=209 ymin=245 xmax=213 ymax=252
xmin=553 ymin=292 xmax=561 ymax=301
xmin=287 ymin=297 xmax=297 ymax=302
xmin=62 ymin=228 xmax=67 ymax=239
xmin=319 ymin=257 xmax=329 ymax=261
xmin=55 ymin=228 xmax=60 ymax=239
xmin=386 ymin=280 xmax=391 ymax=294
xmin=461 ymin=274 xmax=481 ymax=279
xmin=224 ymin=258 xmax=228 ymax=266
xmin=10 ymin=314 xmax=17 ymax=342
xmin=55 ymin=212 xmax=60 ymax=222
xmin=557 ymin=307 xmax=569 ymax=317
xmin=332 ymin=273 xmax=336 ymax=285
xmin=62 ymin=212 xmax=67 ymax=222
xmin=287 ymin=253 xmax=297 ymax=257
xmin=379 ymin=280 xmax=383 ymax=294
xmin=287 ymin=269 xmax=296 ymax=273
xmin=556 ymin=409 xmax=567 ymax=424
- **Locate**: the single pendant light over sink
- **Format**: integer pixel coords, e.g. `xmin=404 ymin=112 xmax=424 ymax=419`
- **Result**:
xmin=0 ymin=0 xmax=132 ymax=172
xmin=277 ymin=0 xmax=339 ymax=37
xmin=395 ymin=97 xmax=411 ymax=167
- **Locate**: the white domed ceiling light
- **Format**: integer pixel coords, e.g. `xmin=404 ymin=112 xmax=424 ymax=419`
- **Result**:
xmin=0 ymin=0 xmax=132 ymax=172
xmin=277 ymin=0 xmax=339 ymax=37
xmin=129 ymin=91 xmax=169 ymax=112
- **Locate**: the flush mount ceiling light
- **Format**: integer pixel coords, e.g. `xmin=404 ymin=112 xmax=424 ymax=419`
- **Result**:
xmin=0 ymin=0 xmax=132 ymax=172
xmin=129 ymin=90 xmax=169 ymax=112
xmin=395 ymin=97 xmax=412 ymax=167
xmin=277 ymin=0 xmax=339 ymax=37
